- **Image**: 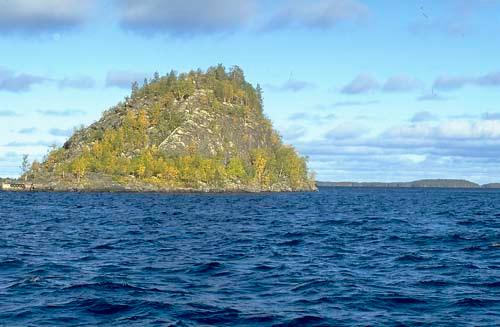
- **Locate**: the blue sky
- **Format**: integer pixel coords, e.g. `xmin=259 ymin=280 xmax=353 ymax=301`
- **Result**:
xmin=1 ymin=0 xmax=500 ymax=183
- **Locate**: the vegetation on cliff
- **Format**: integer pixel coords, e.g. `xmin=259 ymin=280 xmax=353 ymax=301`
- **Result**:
xmin=26 ymin=65 xmax=316 ymax=192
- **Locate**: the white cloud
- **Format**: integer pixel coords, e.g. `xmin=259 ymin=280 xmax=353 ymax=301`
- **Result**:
xmin=383 ymin=75 xmax=420 ymax=92
xmin=0 ymin=67 xmax=48 ymax=92
xmin=106 ymin=70 xmax=149 ymax=89
xmin=265 ymin=79 xmax=316 ymax=93
xmin=340 ymin=74 xmax=420 ymax=95
xmin=117 ymin=0 xmax=370 ymax=36
xmin=58 ymin=75 xmax=95 ymax=89
xmin=266 ymin=0 xmax=369 ymax=30
xmin=341 ymin=74 xmax=378 ymax=94
xmin=410 ymin=111 xmax=438 ymax=123
xmin=433 ymin=71 xmax=500 ymax=92
xmin=0 ymin=0 xmax=94 ymax=34
xmin=294 ymin=117 xmax=500 ymax=183
xmin=388 ymin=120 xmax=500 ymax=140
xmin=118 ymin=0 xmax=256 ymax=36
xmin=325 ymin=122 xmax=368 ymax=140
xmin=37 ymin=109 xmax=86 ymax=117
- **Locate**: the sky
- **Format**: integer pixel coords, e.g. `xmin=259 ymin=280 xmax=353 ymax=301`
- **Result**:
xmin=1 ymin=0 xmax=500 ymax=183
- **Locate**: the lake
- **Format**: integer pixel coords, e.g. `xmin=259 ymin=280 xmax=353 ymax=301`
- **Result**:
xmin=0 ymin=188 xmax=499 ymax=326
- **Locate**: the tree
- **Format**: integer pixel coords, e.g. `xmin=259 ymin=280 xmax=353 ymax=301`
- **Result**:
xmin=227 ymin=157 xmax=247 ymax=181
xmin=153 ymin=71 xmax=160 ymax=82
xmin=71 ymin=157 xmax=88 ymax=182
xmin=215 ymin=64 xmax=226 ymax=80
xmin=20 ymin=154 xmax=29 ymax=181
xmin=31 ymin=160 xmax=41 ymax=179
xmin=252 ymin=149 xmax=268 ymax=185
xmin=167 ymin=70 xmax=177 ymax=85
xmin=256 ymin=84 xmax=263 ymax=105
xmin=131 ymin=81 xmax=139 ymax=96
xmin=230 ymin=65 xmax=245 ymax=84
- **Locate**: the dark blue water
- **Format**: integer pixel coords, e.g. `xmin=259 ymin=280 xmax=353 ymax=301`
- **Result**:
xmin=0 ymin=188 xmax=499 ymax=326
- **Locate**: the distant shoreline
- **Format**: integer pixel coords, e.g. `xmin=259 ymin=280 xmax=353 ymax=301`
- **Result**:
xmin=317 ymin=179 xmax=500 ymax=189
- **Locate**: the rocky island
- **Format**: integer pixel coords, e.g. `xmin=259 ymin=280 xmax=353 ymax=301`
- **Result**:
xmin=15 ymin=65 xmax=316 ymax=193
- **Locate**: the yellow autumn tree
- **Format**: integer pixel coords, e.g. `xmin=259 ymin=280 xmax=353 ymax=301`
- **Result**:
xmin=227 ymin=157 xmax=247 ymax=181
xmin=71 ymin=157 xmax=88 ymax=182
xmin=251 ymin=149 xmax=268 ymax=185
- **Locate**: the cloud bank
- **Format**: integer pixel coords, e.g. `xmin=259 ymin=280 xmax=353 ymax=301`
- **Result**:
xmin=0 ymin=67 xmax=47 ymax=92
xmin=296 ymin=117 xmax=500 ymax=183
xmin=117 ymin=0 xmax=256 ymax=36
xmin=106 ymin=70 xmax=149 ymax=89
xmin=265 ymin=0 xmax=369 ymax=30
xmin=266 ymin=79 xmax=315 ymax=93
xmin=341 ymin=74 xmax=420 ymax=94
xmin=37 ymin=109 xmax=86 ymax=117
xmin=117 ymin=0 xmax=370 ymax=36
xmin=433 ymin=71 xmax=500 ymax=91
xmin=0 ymin=0 xmax=94 ymax=34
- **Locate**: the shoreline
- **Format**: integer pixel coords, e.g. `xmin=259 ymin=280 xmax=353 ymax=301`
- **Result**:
xmin=0 ymin=181 xmax=317 ymax=194
xmin=317 ymin=180 xmax=500 ymax=189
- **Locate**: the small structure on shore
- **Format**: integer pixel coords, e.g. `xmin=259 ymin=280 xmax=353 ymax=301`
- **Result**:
xmin=0 ymin=182 xmax=35 ymax=191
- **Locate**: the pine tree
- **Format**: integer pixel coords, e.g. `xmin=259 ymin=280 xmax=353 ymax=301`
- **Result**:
xmin=256 ymin=84 xmax=263 ymax=100
xmin=20 ymin=154 xmax=29 ymax=181
xmin=230 ymin=66 xmax=245 ymax=84
xmin=131 ymin=81 xmax=139 ymax=97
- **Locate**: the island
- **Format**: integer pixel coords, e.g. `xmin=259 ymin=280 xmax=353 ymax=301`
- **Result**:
xmin=317 ymin=179 xmax=500 ymax=189
xmin=7 ymin=65 xmax=316 ymax=193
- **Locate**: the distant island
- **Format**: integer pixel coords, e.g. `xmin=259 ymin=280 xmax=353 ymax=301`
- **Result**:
xmin=317 ymin=179 xmax=500 ymax=189
xmin=6 ymin=65 xmax=316 ymax=193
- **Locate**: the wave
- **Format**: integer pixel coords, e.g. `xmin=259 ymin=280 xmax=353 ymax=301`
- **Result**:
xmin=0 ymin=258 xmax=24 ymax=268
xmin=74 ymin=299 xmax=132 ymax=315
xmin=462 ymin=245 xmax=483 ymax=251
xmin=188 ymin=261 xmax=224 ymax=274
xmin=455 ymin=298 xmax=500 ymax=307
xmin=92 ymin=243 xmax=116 ymax=250
xmin=292 ymin=279 xmax=335 ymax=292
xmin=279 ymin=239 xmax=303 ymax=246
xmin=274 ymin=315 xmax=328 ymax=326
xmin=63 ymin=281 xmax=162 ymax=293
xmin=382 ymin=296 xmax=427 ymax=305
xmin=253 ymin=264 xmax=276 ymax=271
xmin=177 ymin=304 xmax=240 ymax=325
xmin=418 ymin=280 xmax=454 ymax=287
xmin=396 ymin=254 xmax=429 ymax=262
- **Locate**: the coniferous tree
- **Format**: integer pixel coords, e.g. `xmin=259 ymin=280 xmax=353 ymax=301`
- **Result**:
xmin=131 ymin=81 xmax=139 ymax=96
xmin=256 ymin=84 xmax=263 ymax=104
xmin=20 ymin=154 xmax=29 ymax=181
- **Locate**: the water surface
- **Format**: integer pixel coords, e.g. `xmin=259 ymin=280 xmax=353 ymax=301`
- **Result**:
xmin=0 ymin=188 xmax=499 ymax=326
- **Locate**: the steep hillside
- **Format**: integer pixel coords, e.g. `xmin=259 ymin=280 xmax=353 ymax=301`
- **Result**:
xmin=27 ymin=65 xmax=316 ymax=192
